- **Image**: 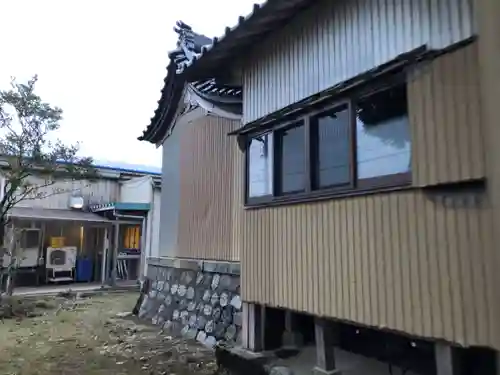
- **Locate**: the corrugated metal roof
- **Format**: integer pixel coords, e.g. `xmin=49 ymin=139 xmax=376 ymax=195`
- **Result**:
xmin=94 ymin=160 xmax=162 ymax=175
xmin=178 ymin=0 xmax=316 ymax=80
xmin=9 ymin=207 xmax=111 ymax=223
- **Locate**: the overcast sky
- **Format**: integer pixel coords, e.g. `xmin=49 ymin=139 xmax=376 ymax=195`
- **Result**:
xmin=0 ymin=0 xmax=262 ymax=168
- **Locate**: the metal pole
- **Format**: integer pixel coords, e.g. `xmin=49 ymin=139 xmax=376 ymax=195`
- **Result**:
xmin=111 ymin=221 xmax=119 ymax=286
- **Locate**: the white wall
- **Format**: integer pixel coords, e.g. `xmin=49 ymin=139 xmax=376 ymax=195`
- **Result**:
xmin=120 ymin=175 xmax=153 ymax=203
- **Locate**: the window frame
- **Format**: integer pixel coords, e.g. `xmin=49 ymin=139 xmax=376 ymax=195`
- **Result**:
xmin=244 ymin=83 xmax=412 ymax=207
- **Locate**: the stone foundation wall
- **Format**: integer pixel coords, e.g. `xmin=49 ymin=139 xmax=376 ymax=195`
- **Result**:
xmin=137 ymin=259 xmax=242 ymax=349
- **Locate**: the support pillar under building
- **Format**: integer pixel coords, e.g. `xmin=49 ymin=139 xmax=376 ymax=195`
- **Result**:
xmin=313 ymin=318 xmax=341 ymax=375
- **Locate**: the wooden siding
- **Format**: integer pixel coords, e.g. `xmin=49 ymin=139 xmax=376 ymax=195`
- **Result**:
xmin=237 ymin=43 xmax=495 ymax=348
xmin=240 ymin=190 xmax=497 ymax=348
xmin=242 ymin=0 xmax=474 ymax=123
xmin=409 ymin=43 xmax=485 ymax=186
xmin=177 ymin=113 xmax=240 ymax=261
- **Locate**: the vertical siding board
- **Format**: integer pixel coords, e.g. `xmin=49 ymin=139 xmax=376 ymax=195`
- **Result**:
xmin=374 ymin=196 xmax=386 ymax=326
xmin=382 ymin=195 xmax=395 ymax=328
xmin=465 ymin=44 xmax=485 ymax=178
xmin=316 ymin=203 xmax=326 ymax=316
xmin=331 ymin=200 xmax=340 ymax=317
xmin=311 ymin=204 xmax=320 ymax=315
xmin=391 ymin=194 xmax=404 ymax=331
xmin=435 ymin=198 xmax=454 ymax=340
xmin=480 ymin=203 xmax=497 ymax=347
xmin=405 ymin=193 xmax=421 ymax=335
xmin=425 ymin=198 xmax=444 ymax=337
xmin=339 ymin=201 xmax=351 ymax=319
xmin=454 ymin=47 xmax=471 ymax=180
xmin=243 ymin=0 xmax=474 ymax=123
xmin=366 ymin=196 xmax=378 ymax=326
xmin=352 ymin=198 xmax=363 ymax=323
xmin=442 ymin=51 xmax=461 ymax=182
xmin=359 ymin=197 xmax=370 ymax=325
xmin=456 ymin=204 xmax=476 ymax=344
xmin=446 ymin=204 xmax=465 ymax=345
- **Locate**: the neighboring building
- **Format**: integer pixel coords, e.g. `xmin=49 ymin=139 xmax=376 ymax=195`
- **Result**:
xmin=0 ymin=161 xmax=160 ymax=288
xmin=138 ymin=22 xmax=243 ymax=347
xmin=141 ymin=1 xmax=500 ymax=374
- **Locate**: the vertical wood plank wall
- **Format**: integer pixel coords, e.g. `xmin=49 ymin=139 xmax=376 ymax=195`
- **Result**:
xmin=409 ymin=43 xmax=484 ymax=185
xmin=177 ymin=114 xmax=240 ymax=261
xmin=238 ymin=43 xmax=497 ymax=348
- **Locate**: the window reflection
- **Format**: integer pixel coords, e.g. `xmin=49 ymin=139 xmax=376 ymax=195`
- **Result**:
xmin=279 ymin=123 xmax=305 ymax=194
xmin=313 ymin=106 xmax=351 ymax=188
xmin=356 ymin=85 xmax=411 ymax=179
xmin=248 ymin=133 xmax=273 ymax=197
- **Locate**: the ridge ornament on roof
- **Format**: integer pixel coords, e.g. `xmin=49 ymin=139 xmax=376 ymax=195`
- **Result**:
xmin=138 ymin=21 xmax=243 ymax=144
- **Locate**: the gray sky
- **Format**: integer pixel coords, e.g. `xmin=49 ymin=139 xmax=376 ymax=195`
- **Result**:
xmin=1 ymin=0 xmax=262 ymax=168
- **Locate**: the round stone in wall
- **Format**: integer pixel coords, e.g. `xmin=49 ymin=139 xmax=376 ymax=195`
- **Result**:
xmin=211 ymin=274 xmax=220 ymax=290
xmin=180 ymin=310 xmax=189 ymax=325
xmin=210 ymin=292 xmax=219 ymax=305
xmin=170 ymin=284 xmax=179 ymax=295
xmin=202 ymin=290 xmax=211 ymax=302
xmin=196 ymin=330 xmax=207 ymax=343
xmin=221 ymin=307 xmax=233 ymax=324
xmin=186 ymin=287 xmax=195 ymax=300
xmin=165 ymin=294 xmax=173 ymax=306
xmin=212 ymin=307 xmax=222 ymax=321
xmin=204 ymin=336 xmax=217 ymax=348
xmin=230 ymin=295 xmax=242 ymax=310
xmin=205 ymin=320 xmax=215 ymax=334
xmin=148 ymin=290 xmax=158 ymax=298
xmin=172 ymin=310 xmax=180 ymax=321
xmin=203 ymin=304 xmax=213 ymax=316
xmin=196 ymin=272 xmax=204 ymax=285
xmin=219 ymin=292 xmax=229 ymax=307
xmin=178 ymin=284 xmax=187 ymax=297
xmin=188 ymin=314 xmax=197 ymax=328
xmin=187 ymin=301 xmax=197 ymax=312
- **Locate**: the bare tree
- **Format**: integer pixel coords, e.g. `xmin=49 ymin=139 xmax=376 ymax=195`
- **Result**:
xmin=0 ymin=75 xmax=94 ymax=295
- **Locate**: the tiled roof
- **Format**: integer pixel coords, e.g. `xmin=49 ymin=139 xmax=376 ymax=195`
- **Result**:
xmin=139 ymin=21 xmax=243 ymax=144
xmin=177 ymin=0 xmax=316 ymax=81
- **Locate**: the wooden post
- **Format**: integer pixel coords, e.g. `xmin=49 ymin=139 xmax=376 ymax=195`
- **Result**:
xmin=242 ymin=302 xmax=264 ymax=352
xmin=111 ymin=222 xmax=119 ymax=285
xmin=313 ymin=318 xmax=340 ymax=375
xmin=101 ymin=226 xmax=109 ymax=285
xmin=435 ymin=343 xmax=461 ymax=375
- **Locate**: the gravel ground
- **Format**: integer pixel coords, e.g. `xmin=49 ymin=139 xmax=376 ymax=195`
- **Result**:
xmin=0 ymin=291 xmax=218 ymax=375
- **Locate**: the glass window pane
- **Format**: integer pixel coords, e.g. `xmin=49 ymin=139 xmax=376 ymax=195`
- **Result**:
xmin=248 ymin=133 xmax=273 ymax=197
xmin=313 ymin=106 xmax=351 ymax=188
xmin=356 ymin=85 xmax=411 ymax=180
xmin=280 ymin=123 xmax=305 ymax=194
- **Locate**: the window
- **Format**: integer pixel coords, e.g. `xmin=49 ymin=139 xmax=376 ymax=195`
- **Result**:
xmin=277 ymin=122 xmax=306 ymax=194
xmin=123 ymin=226 xmax=141 ymax=249
xmin=311 ymin=105 xmax=351 ymax=189
xmin=248 ymin=133 xmax=273 ymax=198
xmin=356 ymin=85 xmax=411 ymax=185
xmin=245 ymin=82 xmax=411 ymax=205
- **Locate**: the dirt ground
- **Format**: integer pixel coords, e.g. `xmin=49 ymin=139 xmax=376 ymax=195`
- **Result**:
xmin=0 ymin=291 xmax=218 ymax=375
